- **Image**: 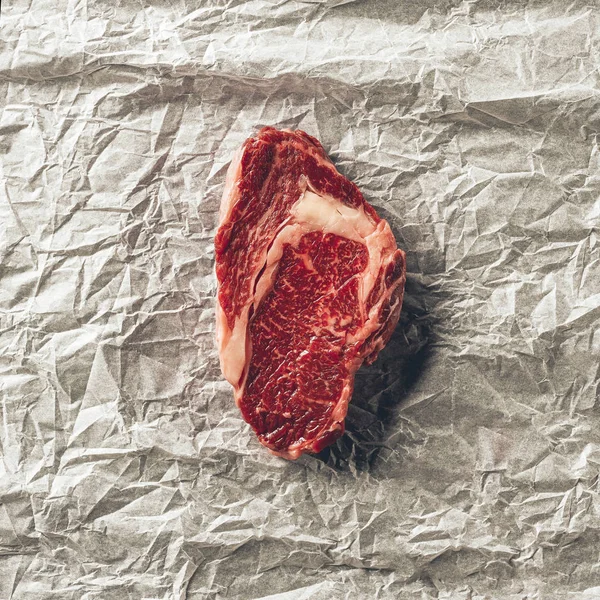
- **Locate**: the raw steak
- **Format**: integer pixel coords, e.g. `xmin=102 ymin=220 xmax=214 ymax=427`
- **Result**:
xmin=215 ymin=127 xmax=406 ymax=459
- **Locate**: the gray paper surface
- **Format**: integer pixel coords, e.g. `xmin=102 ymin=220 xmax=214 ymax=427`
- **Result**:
xmin=1 ymin=1 xmax=600 ymax=598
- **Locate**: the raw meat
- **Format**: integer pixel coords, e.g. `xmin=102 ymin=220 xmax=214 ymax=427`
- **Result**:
xmin=215 ymin=127 xmax=406 ymax=459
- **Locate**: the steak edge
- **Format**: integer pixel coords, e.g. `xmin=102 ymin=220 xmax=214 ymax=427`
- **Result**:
xmin=215 ymin=127 xmax=406 ymax=459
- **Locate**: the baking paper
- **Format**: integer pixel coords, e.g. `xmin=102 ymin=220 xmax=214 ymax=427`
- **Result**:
xmin=1 ymin=0 xmax=599 ymax=598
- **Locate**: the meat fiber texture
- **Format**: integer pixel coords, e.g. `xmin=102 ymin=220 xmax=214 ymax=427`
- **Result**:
xmin=215 ymin=127 xmax=406 ymax=459
xmin=2 ymin=1 xmax=600 ymax=599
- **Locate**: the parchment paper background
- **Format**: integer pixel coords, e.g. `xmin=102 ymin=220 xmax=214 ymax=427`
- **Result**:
xmin=1 ymin=1 xmax=600 ymax=598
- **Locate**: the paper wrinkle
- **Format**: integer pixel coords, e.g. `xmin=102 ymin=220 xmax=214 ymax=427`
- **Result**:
xmin=1 ymin=0 xmax=600 ymax=598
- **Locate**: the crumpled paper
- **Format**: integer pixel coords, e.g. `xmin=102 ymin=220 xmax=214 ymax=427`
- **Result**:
xmin=1 ymin=0 xmax=599 ymax=598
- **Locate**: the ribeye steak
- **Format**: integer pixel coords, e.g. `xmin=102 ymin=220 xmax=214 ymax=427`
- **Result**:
xmin=215 ymin=127 xmax=406 ymax=459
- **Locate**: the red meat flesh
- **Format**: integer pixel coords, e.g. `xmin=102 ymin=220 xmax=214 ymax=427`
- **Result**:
xmin=215 ymin=127 xmax=406 ymax=459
